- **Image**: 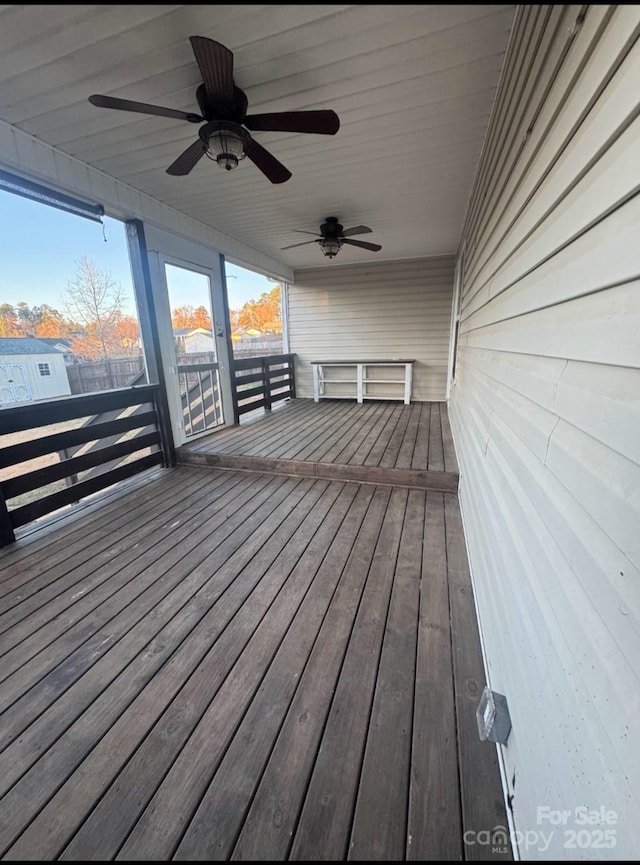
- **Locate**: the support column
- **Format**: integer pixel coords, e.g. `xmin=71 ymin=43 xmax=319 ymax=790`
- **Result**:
xmin=125 ymin=220 xmax=176 ymax=467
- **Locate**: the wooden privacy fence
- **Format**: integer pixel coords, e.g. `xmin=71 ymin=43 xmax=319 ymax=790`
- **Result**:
xmin=0 ymin=385 xmax=165 ymax=545
xmin=230 ymin=354 xmax=296 ymax=423
xmin=66 ymin=357 xmax=145 ymax=394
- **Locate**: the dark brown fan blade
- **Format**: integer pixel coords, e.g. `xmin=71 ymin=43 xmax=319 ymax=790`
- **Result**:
xmin=291 ymin=230 xmax=322 ymax=236
xmin=281 ymin=239 xmax=319 ymax=250
xmin=343 ymin=238 xmax=382 ymax=252
xmin=166 ymin=139 xmax=207 ymax=175
xmin=341 ymin=225 xmax=372 ymax=237
xmin=244 ymin=139 xmax=291 ymax=184
xmin=189 ymin=36 xmax=234 ymax=108
xmin=244 ymin=111 xmax=340 ymax=135
xmin=89 ymin=94 xmax=202 ymax=123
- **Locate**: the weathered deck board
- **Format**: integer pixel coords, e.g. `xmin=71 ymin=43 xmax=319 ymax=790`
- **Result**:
xmin=0 ymin=465 xmax=169 ymax=584
xmin=348 ymin=487 xmax=424 ymax=860
xmin=180 ymin=398 xmax=458 ymax=476
xmin=0 ymin=469 xmax=216 ymax=636
xmin=0 ymin=465 xmax=509 ymax=861
xmin=231 ymin=485 xmax=392 ymax=861
xmin=59 ymin=480 xmax=341 ymax=861
xmin=0 ymin=472 xmax=272 ymax=718
xmin=428 ymin=402 xmax=445 ymax=472
xmin=242 ymin=400 xmax=352 ymax=460
xmin=411 ymin=402 xmax=432 ymax=471
xmin=407 ymin=491 xmax=462 ymax=860
xmin=289 ymin=486 xmax=408 ymax=859
xmin=173 ymin=484 xmax=373 ymax=860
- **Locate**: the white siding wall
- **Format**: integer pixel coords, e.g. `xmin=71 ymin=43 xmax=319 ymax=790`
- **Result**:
xmin=449 ymin=5 xmax=640 ymax=859
xmin=289 ymin=256 xmax=455 ymax=401
xmin=183 ymin=333 xmax=215 ymax=354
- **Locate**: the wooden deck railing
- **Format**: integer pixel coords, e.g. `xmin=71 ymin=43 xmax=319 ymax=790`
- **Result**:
xmin=0 ymin=385 xmax=166 ymax=545
xmin=230 ymin=353 xmax=296 ymax=423
xmin=177 ymin=362 xmax=223 ymax=436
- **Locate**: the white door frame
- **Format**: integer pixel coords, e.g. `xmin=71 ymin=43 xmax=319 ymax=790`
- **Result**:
xmin=140 ymin=224 xmax=234 ymax=447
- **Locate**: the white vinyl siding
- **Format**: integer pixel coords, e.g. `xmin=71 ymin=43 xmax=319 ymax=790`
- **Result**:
xmin=289 ymin=256 xmax=455 ymax=402
xmin=449 ymin=4 xmax=640 ymax=859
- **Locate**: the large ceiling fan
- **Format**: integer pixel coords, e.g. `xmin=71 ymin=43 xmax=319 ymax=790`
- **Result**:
xmin=88 ymin=36 xmax=340 ymax=183
xmin=282 ymin=217 xmax=382 ymax=258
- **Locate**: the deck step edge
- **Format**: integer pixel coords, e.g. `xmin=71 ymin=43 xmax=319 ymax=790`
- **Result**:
xmin=176 ymin=449 xmax=459 ymax=493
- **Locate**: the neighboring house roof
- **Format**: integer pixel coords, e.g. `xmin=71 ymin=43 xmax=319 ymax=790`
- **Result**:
xmin=0 ymin=337 xmax=60 ymax=355
xmin=37 ymin=337 xmax=73 ymax=350
xmin=173 ymin=327 xmax=212 ymax=337
xmin=234 ymin=327 xmax=263 ymax=336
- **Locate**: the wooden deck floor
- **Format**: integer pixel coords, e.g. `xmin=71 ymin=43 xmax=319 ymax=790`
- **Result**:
xmin=179 ymin=398 xmax=459 ymax=492
xmin=0 ymin=464 xmax=509 ymax=861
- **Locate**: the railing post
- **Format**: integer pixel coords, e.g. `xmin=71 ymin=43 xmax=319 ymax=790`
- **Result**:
xmin=152 ymin=388 xmax=176 ymax=466
xmin=230 ymin=360 xmax=240 ymax=425
xmin=0 ymin=487 xmax=16 ymax=546
xmin=289 ymin=354 xmax=297 ymax=399
xmin=263 ymin=357 xmax=272 ymax=411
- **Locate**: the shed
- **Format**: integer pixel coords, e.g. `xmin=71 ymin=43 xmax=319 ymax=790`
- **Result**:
xmin=0 ymin=337 xmax=71 ymax=405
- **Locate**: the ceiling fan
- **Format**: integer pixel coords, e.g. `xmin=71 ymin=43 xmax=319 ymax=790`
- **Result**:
xmin=88 ymin=36 xmax=340 ymax=183
xmin=282 ymin=217 xmax=382 ymax=258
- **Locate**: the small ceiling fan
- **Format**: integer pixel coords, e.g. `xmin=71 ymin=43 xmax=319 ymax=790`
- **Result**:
xmin=88 ymin=36 xmax=340 ymax=183
xmin=282 ymin=217 xmax=382 ymax=258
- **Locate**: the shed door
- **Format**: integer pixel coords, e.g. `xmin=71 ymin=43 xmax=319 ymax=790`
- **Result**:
xmin=0 ymin=363 xmax=32 ymax=405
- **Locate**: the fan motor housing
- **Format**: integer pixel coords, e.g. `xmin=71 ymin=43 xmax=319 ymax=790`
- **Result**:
xmin=320 ymin=217 xmax=343 ymax=237
xmin=196 ymin=82 xmax=248 ymax=122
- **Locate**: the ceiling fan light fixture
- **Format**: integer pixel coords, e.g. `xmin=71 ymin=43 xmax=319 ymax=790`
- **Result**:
xmin=320 ymin=237 xmax=342 ymax=258
xmin=202 ymin=122 xmax=250 ymax=171
xmin=90 ymin=37 xmax=339 ymax=181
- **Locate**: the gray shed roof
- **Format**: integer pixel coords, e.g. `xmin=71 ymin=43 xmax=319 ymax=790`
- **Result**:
xmin=0 ymin=337 xmax=61 ymax=356
xmin=37 ymin=337 xmax=73 ymax=349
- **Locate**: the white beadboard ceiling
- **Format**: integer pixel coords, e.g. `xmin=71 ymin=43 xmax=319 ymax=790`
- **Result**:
xmin=0 ymin=4 xmax=515 ymax=272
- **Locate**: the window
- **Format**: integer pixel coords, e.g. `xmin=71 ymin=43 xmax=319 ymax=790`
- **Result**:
xmin=225 ymin=262 xmax=284 ymax=359
xmin=0 ymin=187 xmax=147 ymax=398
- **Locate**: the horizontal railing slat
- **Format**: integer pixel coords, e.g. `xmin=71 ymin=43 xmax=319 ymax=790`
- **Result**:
xmin=3 ymin=431 xmax=160 ymax=500
xmin=267 ymin=375 xmax=294 ymax=388
xmin=232 ymin=353 xmax=292 ymax=371
xmin=0 ymin=411 xmax=157 ymax=469
xmin=176 ymin=363 xmax=219 ymax=374
xmin=9 ymin=453 xmax=164 ymax=528
xmin=237 ymin=398 xmax=267 ymax=415
xmin=234 ymin=371 xmax=266 ymax=388
xmin=0 ymin=385 xmax=159 ymax=435
xmin=236 ymin=385 xmax=266 ymax=402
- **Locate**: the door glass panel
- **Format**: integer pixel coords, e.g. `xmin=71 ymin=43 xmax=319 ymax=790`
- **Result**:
xmin=164 ymin=263 xmax=223 ymax=437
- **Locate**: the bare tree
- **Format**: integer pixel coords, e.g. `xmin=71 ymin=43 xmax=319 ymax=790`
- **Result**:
xmin=63 ymin=256 xmax=124 ymax=362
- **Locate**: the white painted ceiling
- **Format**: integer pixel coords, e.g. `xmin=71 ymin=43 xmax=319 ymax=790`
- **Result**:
xmin=0 ymin=4 xmax=515 ymax=271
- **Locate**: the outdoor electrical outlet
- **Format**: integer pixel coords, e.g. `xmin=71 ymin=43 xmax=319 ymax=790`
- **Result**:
xmin=477 ymin=687 xmax=511 ymax=745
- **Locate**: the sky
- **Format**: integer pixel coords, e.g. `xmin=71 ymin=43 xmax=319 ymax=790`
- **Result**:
xmin=0 ymin=189 xmax=279 ymax=318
